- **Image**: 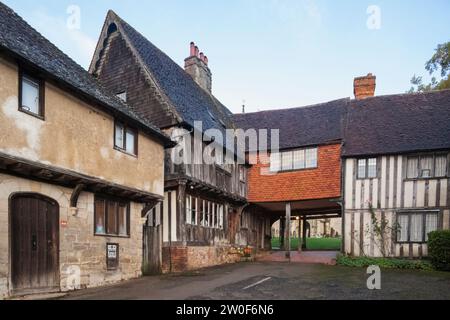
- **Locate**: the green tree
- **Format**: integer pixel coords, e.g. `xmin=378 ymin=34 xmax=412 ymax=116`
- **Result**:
xmin=409 ymin=41 xmax=450 ymax=93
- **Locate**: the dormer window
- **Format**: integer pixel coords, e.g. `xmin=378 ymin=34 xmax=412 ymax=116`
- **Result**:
xmin=19 ymin=71 xmax=44 ymax=118
xmin=114 ymin=121 xmax=137 ymax=156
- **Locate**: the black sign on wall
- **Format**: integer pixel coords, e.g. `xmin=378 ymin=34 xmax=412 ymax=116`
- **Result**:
xmin=106 ymin=243 xmax=119 ymax=270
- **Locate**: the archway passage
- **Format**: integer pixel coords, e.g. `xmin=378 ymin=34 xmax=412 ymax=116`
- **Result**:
xmin=259 ymin=198 xmax=342 ymax=253
xmin=11 ymin=193 xmax=60 ymax=294
xmin=271 ymin=218 xmax=342 ymax=251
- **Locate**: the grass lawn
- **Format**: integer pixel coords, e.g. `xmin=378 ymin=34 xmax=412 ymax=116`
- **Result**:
xmin=272 ymin=237 xmax=342 ymax=251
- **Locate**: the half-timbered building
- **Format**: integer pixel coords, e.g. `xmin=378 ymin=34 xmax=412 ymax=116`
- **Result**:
xmin=342 ymin=81 xmax=450 ymax=258
xmin=90 ymin=11 xmax=269 ymax=273
xmin=0 ymin=3 xmax=172 ymax=298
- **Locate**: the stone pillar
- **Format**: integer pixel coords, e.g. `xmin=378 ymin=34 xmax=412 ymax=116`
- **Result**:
xmin=285 ymin=203 xmax=291 ymax=258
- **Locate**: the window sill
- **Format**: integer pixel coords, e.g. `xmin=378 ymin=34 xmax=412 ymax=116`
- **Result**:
xmin=404 ymin=177 xmax=448 ymax=182
xmin=94 ymin=233 xmax=131 ymax=239
xmin=269 ymin=166 xmax=318 ymax=174
xmin=113 ymin=146 xmax=137 ymax=158
xmin=356 ymin=177 xmax=378 ymax=181
xmin=18 ymin=108 xmax=45 ymax=121
xmin=187 ymin=223 xmax=222 ymax=230
xmin=396 ymin=241 xmax=428 ymax=245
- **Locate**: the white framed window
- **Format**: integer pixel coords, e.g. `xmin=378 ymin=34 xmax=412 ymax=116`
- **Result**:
xmin=420 ymin=156 xmax=433 ymax=178
xmin=407 ymin=157 xmax=419 ymax=179
xmin=397 ymin=214 xmax=409 ymax=242
xmin=407 ymin=154 xmax=448 ymax=179
xmin=368 ymin=158 xmax=377 ymax=178
xmin=358 ymin=159 xmax=366 ymax=179
xmin=410 ymin=214 xmax=423 ymax=242
xmin=215 ymin=204 xmax=220 ymax=228
xmin=114 ymin=121 xmax=137 ymax=156
xmin=201 ymin=200 xmax=206 ymax=227
xmin=305 ymin=148 xmax=318 ymax=168
xmin=20 ymin=74 xmax=43 ymax=116
xmin=206 ymin=201 xmax=211 ymax=227
xmin=19 ymin=71 xmax=44 ymax=119
xmin=218 ymin=205 xmax=224 ymax=229
xmin=281 ymin=152 xmax=293 ymax=171
xmin=435 ymin=155 xmax=448 ymax=177
xmin=357 ymin=158 xmax=377 ymax=179
xmin=188 ymin=197 xmax=224 ymax=229
xmin=186 ymin=195 xmax=192 ymax=225
xmin=397 ymin=211 xmax=439 ymax=243
xmin=293 ymin=149 xmax=306 ymax=170
xmin=270 ymin=153 xmax=281 ymax=172
xmin=271 ymin=147 xmax=318 ymax=173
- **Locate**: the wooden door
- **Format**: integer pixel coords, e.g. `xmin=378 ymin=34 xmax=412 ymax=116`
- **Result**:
xmin=142 ymin=207 xmax=162 ymax=275
xmin=11 ymin=194 xmax=59 ymax=293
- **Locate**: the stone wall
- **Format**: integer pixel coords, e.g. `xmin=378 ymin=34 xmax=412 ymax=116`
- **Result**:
xmin=0 ymin=174 xmax=144 ymax=298
xmin=186 ymin=246 xmax=242 ymax=270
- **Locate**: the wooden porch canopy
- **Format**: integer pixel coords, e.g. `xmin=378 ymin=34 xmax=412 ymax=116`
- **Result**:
xmin=0 ymin=152 xmax=163 ymax=204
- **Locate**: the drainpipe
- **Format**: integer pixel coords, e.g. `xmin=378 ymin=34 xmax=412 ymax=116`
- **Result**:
xmin=340 ymin=141 xmax=346 ymax=255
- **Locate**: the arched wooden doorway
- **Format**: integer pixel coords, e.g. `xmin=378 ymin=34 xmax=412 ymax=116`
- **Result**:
xmin=10 ymin=193 xmax=60 ymax=294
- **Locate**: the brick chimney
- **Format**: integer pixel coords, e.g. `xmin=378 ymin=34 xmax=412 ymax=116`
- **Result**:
xmin=184 ymin=42 xmax=212 ymax=93
xmin=354 ymin=73 xmax=376 ymax=100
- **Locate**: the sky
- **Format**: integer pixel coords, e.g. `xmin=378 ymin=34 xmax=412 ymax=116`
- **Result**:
xmin=3 ymin=0 xmax=450 ymax=114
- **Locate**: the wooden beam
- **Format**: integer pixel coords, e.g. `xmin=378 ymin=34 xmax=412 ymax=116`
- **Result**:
xmin=0 ymin=152 xmax=163 ymax=203
xmin=142 ymin=200 xmax=159 ymax=218
xmin=302 ymin=216 xmax=307 ymax=250
xmin=70 ymin=184 xmax=85 ymax=208
xmin=297 ymin=207 xmax=341 ymax=215
xmin=7 ymin=163 xmax=25 ymax=170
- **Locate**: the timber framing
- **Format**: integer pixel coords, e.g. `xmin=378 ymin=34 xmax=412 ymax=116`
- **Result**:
xmin=70 ymin=184 xmax=85 ymax=207
xmin=0 ymin=152 xmax=163 ymax=203
xmin=165 ymin=176 xmax=247 ymax=205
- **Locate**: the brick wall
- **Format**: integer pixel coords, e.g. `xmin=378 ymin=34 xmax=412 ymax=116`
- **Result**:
xmin=162 ymin=246 xmax=188 ymax=273
xmin=247 ymin=144 xmax=342 ymax=202
xmin=162 ymin=246 xmax=241 ymax=273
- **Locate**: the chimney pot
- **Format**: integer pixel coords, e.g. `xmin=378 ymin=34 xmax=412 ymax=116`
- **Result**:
xmin=204 ymin=56 xmax=208 ymax=65
xmin=194 ymin=46 xmax=199 ymax=57
xmin=200 ymin=52 xmax=204 ymax=61
xmin=190 ymin=42 xmax=196 ymax=57
xmin=354 ymin=73 xmax=376 ymax=100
